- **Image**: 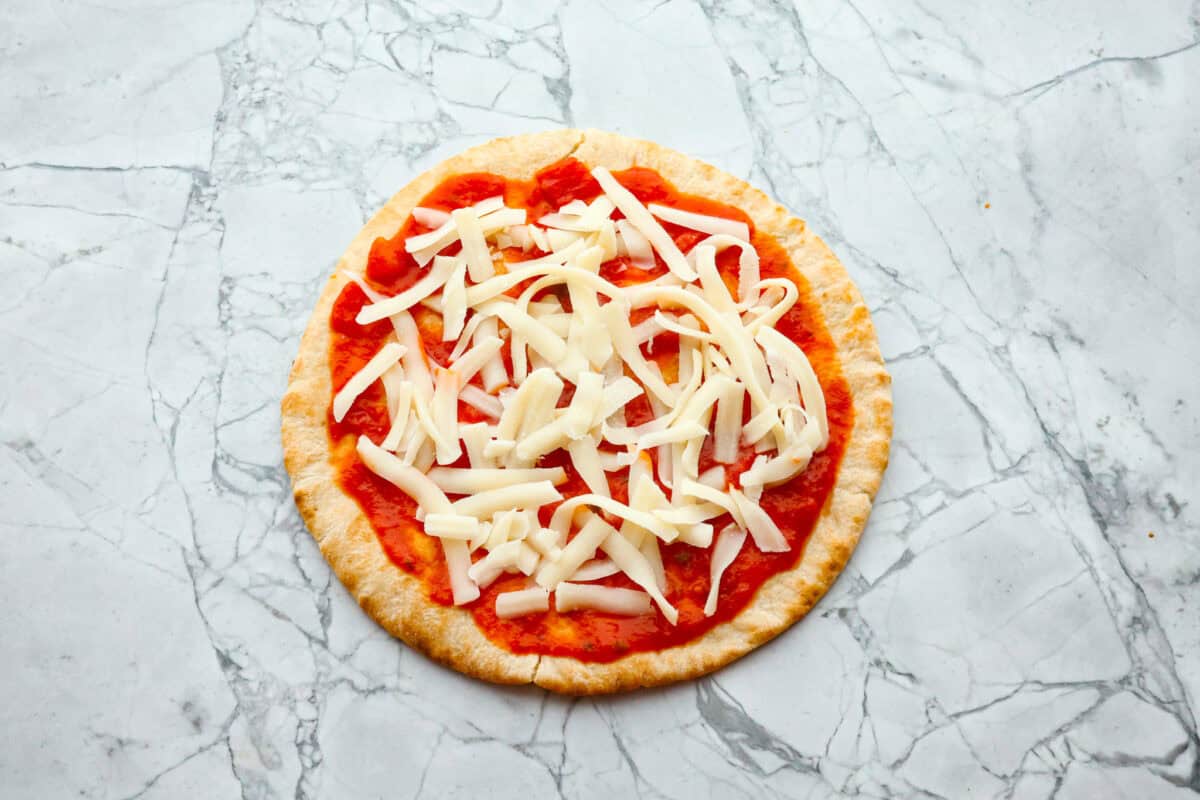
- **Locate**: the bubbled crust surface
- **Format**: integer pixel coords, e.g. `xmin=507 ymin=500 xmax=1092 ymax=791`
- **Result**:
xmin=281 ymin=129 xmax=892 ymax=694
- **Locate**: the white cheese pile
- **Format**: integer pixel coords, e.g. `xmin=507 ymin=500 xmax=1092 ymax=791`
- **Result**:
xmin=339 ymin=168 xmax=829 ymax=622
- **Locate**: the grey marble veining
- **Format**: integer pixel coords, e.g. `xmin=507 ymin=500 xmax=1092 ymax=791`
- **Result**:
xmin=2 ymin=0 xmax=1198 ymax=797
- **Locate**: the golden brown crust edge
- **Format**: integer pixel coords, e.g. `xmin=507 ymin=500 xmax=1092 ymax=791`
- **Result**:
xmin=280 ymin=128 xmax=892 ymax=694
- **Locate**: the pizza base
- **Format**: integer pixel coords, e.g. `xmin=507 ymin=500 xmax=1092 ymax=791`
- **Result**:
xmin=281 ymin=129 xmax=892 ymax=694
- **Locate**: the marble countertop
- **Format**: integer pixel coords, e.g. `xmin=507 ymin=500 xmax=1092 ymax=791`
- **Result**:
xmin=3 ymin=1 xmax=1198 ymax=797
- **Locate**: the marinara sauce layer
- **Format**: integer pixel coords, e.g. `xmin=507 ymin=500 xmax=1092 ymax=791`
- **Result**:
xmin=327 ymin=158 xmax=853 ymax=661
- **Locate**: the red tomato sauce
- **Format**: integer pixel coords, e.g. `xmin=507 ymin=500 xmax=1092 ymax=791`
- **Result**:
xmin=327 ymin=158 xmax=854 ymax=661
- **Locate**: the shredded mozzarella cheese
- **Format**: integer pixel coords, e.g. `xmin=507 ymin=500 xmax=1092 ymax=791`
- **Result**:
xmin=496 ymin=587 xmax=549 ymax=618
xmin=555 ymin=583 xmax=652 ymax=616
xmin=333 ymin=342 xmax=406 ymax=423
xmin=339 ymin=168 xmax=832 ymax=623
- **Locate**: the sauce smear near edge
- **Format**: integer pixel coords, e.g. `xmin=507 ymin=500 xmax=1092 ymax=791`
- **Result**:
xmin=327 ymin=159 xmax=854 ymax=661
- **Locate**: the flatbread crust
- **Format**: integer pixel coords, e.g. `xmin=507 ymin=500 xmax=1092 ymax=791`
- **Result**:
xmin=281 ymin=129 xmax=892 ymax=694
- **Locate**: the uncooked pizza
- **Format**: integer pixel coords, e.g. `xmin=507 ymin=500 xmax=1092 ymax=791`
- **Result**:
xmin=282 ymin=129 xmax=891 ymax=693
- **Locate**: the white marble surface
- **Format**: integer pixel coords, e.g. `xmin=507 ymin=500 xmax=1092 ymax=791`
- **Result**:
xmin=2 ymin=0 xmax=1198 ymax=797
